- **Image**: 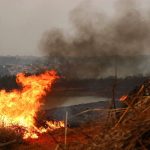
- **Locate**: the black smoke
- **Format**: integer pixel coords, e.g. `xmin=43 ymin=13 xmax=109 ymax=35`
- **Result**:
xmin=39 ymin=0 xmax=150 ymax=79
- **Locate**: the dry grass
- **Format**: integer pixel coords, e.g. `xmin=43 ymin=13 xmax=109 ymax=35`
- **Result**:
xmin=1 ymin=98 xmax=149 ymax=150
xmin=0 ymin=83 xmax=150 ymax=150
xmin=0 ymin=126 xmax=24 ymax=150
xmin=58 ymin=85 xmax=150 ymax=150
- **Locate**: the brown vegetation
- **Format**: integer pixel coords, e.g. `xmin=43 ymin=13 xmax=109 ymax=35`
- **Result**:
xmin=58 ymin=81 xmax=150 ymax=150
xmin=0 ymin=81 xmax=150 ymax=150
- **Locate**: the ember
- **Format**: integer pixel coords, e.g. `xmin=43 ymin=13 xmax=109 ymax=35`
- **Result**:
xmin=0 ymin=70 xmax=64 ymax=139
xmin=119 ymin=95 xmax=128 ymax=101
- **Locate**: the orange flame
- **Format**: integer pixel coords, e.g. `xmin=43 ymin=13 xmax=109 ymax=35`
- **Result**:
xmin=119 ymin=95 xmax=128 ymax=101
xmin=0 ymin=70 xmax=64 ymax=139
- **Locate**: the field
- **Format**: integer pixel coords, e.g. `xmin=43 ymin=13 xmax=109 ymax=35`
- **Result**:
xmin=0 ymin=76 xmax=149 ymax=149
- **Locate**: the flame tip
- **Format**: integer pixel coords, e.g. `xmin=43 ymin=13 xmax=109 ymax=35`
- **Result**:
xmin=0 ymin=70 xmax=63 ymax=139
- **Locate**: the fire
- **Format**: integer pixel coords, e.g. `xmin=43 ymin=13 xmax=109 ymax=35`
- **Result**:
xmin=119 ymin=95 xmax=128 ymax=101
xmin=0 ymin=70 xmax=64 ymax=139
xmin=46 ymin=121 xmax=65 ymax=130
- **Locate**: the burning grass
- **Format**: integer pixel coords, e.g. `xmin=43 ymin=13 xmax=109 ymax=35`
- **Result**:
xmin=1 ymin=93 xmax=149 ymax=150
xmin=57 ymin=82 xmax=150 ymax=150
xmin=0 ymin=70 xmax=65 ymax=142
xmin=0 ymin=70 xmax=149 ymax=149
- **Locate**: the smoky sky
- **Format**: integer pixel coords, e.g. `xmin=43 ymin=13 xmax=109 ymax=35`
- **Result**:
xmin=40 ymin=0 xmax=150 ymax=78
xmin=0 ymin=0 xmax=149 ymax=56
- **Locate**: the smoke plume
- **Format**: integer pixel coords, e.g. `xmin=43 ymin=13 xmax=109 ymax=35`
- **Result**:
xmin=39 ymin=0 xmax=150 ymax=78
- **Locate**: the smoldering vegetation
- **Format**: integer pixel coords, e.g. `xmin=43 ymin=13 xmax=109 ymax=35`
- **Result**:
xmin=39 ymin=0 xmax=150 ymax=79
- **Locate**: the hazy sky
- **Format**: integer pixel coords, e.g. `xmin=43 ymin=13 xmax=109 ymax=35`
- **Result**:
xmin=0 ymin=0 xmax=149 ymax=56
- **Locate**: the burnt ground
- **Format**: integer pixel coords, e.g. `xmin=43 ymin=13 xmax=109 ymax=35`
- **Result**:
xmin=0 ymin=76 xmax=149 ymax=149
xmin=39 ymin=75 xmax=148 ymax=125
xmin=42 ymin=100 xmax=121 ymax=127
xmin=0 ymin=101 xmax=113 ymax=150
xmin=6 ymin=121 xmax=104 ymax=150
